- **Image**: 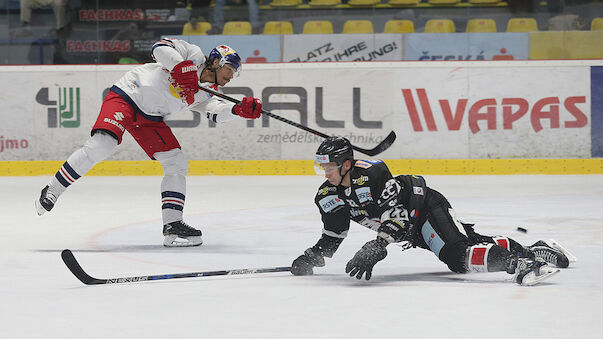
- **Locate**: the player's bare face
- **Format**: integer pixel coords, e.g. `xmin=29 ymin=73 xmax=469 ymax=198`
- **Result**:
xmin=216 ymin=64 xmax=236 ymax=86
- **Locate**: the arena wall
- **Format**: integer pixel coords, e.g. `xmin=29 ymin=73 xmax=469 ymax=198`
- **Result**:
xmin=1 ymin=60 xmax=602 ymax=175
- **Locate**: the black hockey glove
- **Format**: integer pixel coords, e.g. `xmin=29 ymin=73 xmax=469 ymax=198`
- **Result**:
xmin=291 ymin=248 xmax=325 ymax=276
xmin=345 ymin=237 xmax=388 ymax=280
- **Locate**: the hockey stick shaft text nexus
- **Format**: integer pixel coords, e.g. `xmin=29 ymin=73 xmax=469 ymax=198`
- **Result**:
xmin=199 ymin=86 xmax=396 ymax=156
xmin=61 ymin=249 xmax=291 ymax=285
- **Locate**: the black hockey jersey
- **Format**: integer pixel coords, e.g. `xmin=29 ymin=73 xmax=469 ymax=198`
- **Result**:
xmin=312 ymin=160 xmax=427 ymax=257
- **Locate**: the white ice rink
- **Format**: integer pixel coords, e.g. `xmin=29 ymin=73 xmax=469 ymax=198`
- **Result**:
xmin=1 ymin=174 xmax=602 ymax=339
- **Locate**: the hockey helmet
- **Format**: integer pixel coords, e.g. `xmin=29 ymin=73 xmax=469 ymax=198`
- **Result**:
xmin=315 ymin=136 xmax=354 ymax=167
xmin=207 ymin=45 xmax=241 ymax=76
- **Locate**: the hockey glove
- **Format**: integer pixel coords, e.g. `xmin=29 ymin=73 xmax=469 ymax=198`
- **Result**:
xmin=232 ymin=97 xmax=262 ymax=119
xmin=171 ymin=60 xmax=199 ymax=93
xmin=345 ymin=237 xmax=388 ymax=280
xmin=291 ymin=248 xmax=325 ymax=276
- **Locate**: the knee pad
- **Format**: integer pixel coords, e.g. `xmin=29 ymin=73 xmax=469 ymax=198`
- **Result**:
xmin=492 ymin=236 xmax=510 ymax=250
xmin=155 ymin=149 xmax=188 ymax=176
xmin=439 ymin=241 xmax=468 ymax=273
xmin=82 ymin=131 xmax=117 ymax=164
xmin=467 ymin=243 xmax=510 ymax=273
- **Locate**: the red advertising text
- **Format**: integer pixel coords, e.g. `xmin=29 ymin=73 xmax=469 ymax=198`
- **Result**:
xmin=402 ymin=88 xmax=588 ymax=133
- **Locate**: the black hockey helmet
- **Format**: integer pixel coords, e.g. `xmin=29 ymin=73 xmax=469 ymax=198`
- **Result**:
xmin=315 ymin=136 xmax=354 ymax=166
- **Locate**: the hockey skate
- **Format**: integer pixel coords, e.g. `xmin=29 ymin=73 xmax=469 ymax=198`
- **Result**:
xmin=529 ymin=239 xmax=576 ymax=268
xmin=163 ymin=221 xmax=203 ymax=247
xmin=35 ymin=186 xmax=57 ymax=216
xmin=529 ymin=240 xmax=570 ymax=268
xmin=508 ymin=257 xmax=560 ymax=286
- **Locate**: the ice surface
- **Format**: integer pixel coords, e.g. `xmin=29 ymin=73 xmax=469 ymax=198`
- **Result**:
xmin=1 ymin=175 xmax=602 ymax=338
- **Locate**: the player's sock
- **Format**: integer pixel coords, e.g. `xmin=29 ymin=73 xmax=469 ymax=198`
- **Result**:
xmin=35 ymin=132 xmax=117 ymax=216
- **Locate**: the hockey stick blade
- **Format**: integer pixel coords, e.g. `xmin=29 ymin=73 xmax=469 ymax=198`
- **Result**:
xmin=61 ymin=249 xmax=291 ymax=286
xmin=198 ymin=86 xmax=396 ymax=156
xmin=61 ymin=249 xmax=104 ymax=285
xmin=351 ymin=131 xmax=396 ymax=156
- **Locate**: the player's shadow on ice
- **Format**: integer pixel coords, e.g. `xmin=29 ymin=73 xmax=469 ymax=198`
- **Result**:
xmin=318 ymin=271 xmax=507 ymax=285
xmin=33 ymin=244 xmax=291 ymax=254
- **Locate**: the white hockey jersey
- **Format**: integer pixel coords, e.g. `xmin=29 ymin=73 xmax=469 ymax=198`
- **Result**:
xmin=112 ymin=38 xmax=237 ymax=123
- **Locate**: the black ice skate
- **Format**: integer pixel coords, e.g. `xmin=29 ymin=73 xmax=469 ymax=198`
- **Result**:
xmin=35 ymin=185 xmax=57 ymax=216
xmin=507 ymin=257 xmax=560 ymax=286
xmin=163 ymin=220 xmax=203 ymax=247
xmin=529 ymin=240 xmax=570 ymax=268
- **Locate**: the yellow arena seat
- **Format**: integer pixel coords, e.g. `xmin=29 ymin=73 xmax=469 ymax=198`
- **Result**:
xmin=388 ymin=0 xmax=420 ymax=5
xmin=348 ymin=0 xmax=380 ymax=6
xmin=428 ymin=0 xmax=460 ymax=4
xmin=269 ymin=0 xmax=301 ymax=7
xmin=303 ymin=20 xmax=334 ymax=34
xmin=506 ymin=18 xmax=538 ymax=32
xmin=342 ymin=20 xmax=374 ymax=34
xmin=424 ymin=19 xmax=455 ymax=33
xmin=182 ymin=22 xmax=211 ymax=35
xmin=384 ymin=19 xmax=415 ymax=33
xmin=592 ymin=18 xmax=603 ymax=31
xmin=308 ymin=0 xmax=341 ymax=7
xmin=223 ymin=21 xmax=252 ymax=35
xmin=466 ymin=18 xmax=497 ymax=32
xmin=263 ymin=21 xmax=294 ymax=34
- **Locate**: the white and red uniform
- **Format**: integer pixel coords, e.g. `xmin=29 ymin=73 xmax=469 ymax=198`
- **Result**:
xmin=47 ymin=38 xmax=243 ymax=228
xmin=92 ymin=38 xmax=237 ymax=158
xmin=109 ymin=38 xmax=236 ymax=122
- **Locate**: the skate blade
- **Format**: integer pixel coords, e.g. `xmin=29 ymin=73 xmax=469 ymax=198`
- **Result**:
xmin=520 ymin=267 xmax=560 ymax=286
xmin=545 ymin=239 xmax=577 ymax=262
xmin=35 ymin=199 xmax=46 ymax=216
xmin=163 ymin=235 xmax=203 ymax=247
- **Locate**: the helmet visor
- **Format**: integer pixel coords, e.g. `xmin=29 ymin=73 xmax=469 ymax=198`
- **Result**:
xmin=222 ymin=54 xmax=241 ymax=77
xmin=314 ymin=154 xmax=340 ymax=176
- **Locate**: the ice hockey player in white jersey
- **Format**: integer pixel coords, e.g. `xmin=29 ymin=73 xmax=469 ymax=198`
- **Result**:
xmin=35 ymin=39 xmax=262 ymax=247
xmin=291 ymin=137 xmax=574 ymax=286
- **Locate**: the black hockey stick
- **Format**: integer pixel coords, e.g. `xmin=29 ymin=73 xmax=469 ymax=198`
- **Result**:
xmin=199 ymin=86 xmax=396 ymax=156
xmin=61 ymin=249 xmax=291 ymax=285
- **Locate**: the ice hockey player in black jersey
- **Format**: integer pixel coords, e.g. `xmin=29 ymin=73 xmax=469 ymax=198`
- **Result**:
xmin=291 ymin=137 xmax=574 ymax=286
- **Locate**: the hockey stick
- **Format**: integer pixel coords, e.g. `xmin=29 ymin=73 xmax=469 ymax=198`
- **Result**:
xmin=61 ymin=249 xmax=291 ymax=285
xmin=199 ymin=86 xmax=396 ymax=156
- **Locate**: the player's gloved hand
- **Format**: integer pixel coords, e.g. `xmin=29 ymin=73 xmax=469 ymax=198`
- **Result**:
xmin=345 ymin=237 xmax=388 ymax=280
xmin=291 ymin=248 xmax=325 ymax=276
xmin=171 ymin=60 xmax=199 ymax=94
xmin=232 ymin=97 xmax=262 ymax=119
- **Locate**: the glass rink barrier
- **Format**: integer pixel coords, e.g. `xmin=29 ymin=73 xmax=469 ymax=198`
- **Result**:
xmin=0 ymin=0 xmax=602 ymax=65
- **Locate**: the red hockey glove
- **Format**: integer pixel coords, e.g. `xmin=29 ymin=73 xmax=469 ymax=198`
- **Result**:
xmin=232 ymin=97 xmax=262 ymax=119
xmin=170 ymin=60 xmax=199 ymax=94
xmin=180 ymin=89 xmax=195 ymax=105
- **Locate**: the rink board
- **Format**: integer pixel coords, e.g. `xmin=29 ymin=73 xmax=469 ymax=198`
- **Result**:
xmin=0 ymin=61 xmax=602 ymax=175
